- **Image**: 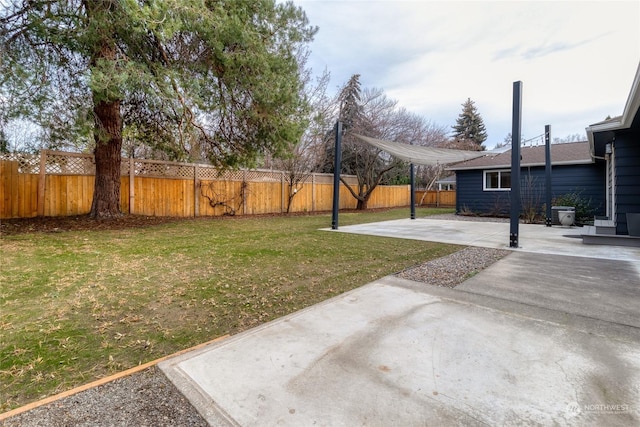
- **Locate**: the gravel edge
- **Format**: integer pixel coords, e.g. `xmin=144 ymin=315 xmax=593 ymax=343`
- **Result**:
xmin=2 ymin=240 xmax=511 ymax=426
xmin=397 ymin=246 xmax=511 ymax=288
xmin=0 ymin=366 xmax=208 ymax=427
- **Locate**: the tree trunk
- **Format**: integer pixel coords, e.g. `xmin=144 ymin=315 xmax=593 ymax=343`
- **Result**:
xmin=340 ymin=177 xmax=370 ymax=211
xmin=356 ymin=188 xmax=373 ymax=210
xmin=89 ymin=98 xmax=123 ymax=218
xmin=88 ymin=28 xmax=123 ymax=219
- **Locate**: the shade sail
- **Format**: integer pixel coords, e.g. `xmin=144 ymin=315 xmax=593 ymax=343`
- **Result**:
xmin=354 ymin=134 xmax=488 ymax=166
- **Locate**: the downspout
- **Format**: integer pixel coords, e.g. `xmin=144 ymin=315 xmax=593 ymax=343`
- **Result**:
xmin=610 ymin=143 xmax=616 ymax=223
xmin=605 ymin=152 xmax=610 ymax=218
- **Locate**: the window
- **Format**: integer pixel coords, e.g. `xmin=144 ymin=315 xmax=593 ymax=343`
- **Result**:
xmin=484 ymin=170 xmax=511 ymax=191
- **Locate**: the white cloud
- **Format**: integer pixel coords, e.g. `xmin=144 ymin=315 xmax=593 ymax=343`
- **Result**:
xmin=292 ymin=0 xmax=640 ymax=147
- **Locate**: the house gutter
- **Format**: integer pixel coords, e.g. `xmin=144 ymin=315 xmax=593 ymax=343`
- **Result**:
xmin=586 ymin=120 xmax=622 ymax=159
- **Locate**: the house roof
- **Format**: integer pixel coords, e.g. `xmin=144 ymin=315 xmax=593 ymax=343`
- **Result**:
xmin=436 ymin=174 xmax=456 ymax=184
xmin=446 ymin=141 xmax=593 ymax=171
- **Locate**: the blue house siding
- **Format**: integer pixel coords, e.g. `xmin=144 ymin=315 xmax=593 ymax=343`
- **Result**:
xmin=456 ymin=170 xmax=509 ymax=214
xmin=456 ymin=163 xmax=606 ymax=217
xmin=546 ymin=164 xmax=606 ymax=212
xmin=613 ymin=129 xmax=640 ymax=234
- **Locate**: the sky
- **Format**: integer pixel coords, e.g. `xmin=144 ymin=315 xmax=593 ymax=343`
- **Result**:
xmin=290 ymin=0 xmax=640 ymax=148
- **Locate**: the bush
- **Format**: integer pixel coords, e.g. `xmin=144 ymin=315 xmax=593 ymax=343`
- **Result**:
xmin=552 ymin=191 xmax=595 ymax=225
xmin=521 ymin=174 xmax=543 ymax=223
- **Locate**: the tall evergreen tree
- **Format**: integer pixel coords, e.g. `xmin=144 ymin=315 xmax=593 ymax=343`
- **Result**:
xmin=324 ymin=77 xmax=422 ymax=210
xmin=0 ymin=128 xmax=8 ymax=153
xmin=1 ymin=0 xmax=316 ymax=218
xmin=451 ymin=98 xmax=488 ymax=150
xmin=338 ymin=74 xmax=362 ymax=130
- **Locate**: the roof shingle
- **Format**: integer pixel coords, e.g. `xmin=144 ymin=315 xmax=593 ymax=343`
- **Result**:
xmin=447 ymin=141 xmax=593 ymax=170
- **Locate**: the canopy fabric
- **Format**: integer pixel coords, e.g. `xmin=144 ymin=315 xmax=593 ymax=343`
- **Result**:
xmin=354 ymin=134 xmax=488 ymax=166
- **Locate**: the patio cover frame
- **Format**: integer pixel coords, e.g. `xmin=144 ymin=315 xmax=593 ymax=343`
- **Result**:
xmin=331 ymin=132 xmax=489 ymax=228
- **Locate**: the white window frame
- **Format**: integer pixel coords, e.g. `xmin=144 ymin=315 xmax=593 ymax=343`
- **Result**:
xmin=483 ymin=169 xmax=511 ymax=191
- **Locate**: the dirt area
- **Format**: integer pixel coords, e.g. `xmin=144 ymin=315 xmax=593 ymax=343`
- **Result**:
xmin=0 ymin=215 xmax=186 ymax=236
xmin=0 ymin=209 xmax=400 ymax=236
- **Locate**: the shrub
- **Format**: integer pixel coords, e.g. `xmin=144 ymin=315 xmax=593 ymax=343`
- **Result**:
xmin=520 ymin=174 xmax=543 ymax=223
xmin=459 ymin=204 xmax=475 ymax=216
xmin=552 ymin=191 xmax=595 ymax=225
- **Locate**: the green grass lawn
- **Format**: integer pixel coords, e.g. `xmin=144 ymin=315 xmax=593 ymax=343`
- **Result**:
xmin=0 ymin=207 xmax=457 ymax=411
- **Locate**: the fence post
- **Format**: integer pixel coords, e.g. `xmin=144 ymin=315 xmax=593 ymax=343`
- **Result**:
xmin=129 ymin=158 xmax=135 ymax=214
xmin=312 ymin=173 xmax=316 ymax=212
xmin=194 ymin=164 xmax=199 ymax=217
xmin=281 ymin=170 xmax=285 ymax=213
xmin=243 ymin=170 xmax=247 ymax=215
xmin=37 ymin=150 xmax=47 ymax=217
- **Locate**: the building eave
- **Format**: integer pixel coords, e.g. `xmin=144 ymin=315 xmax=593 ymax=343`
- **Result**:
xmin=587 ymin=61 xmax=640 ymax=157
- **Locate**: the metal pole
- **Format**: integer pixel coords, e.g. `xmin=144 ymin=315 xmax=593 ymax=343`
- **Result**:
xmin=510 ymin=81 xmax=522 ymax=248
xmin=410 ymin=163 xmax=415 ymax=219
xmin=331 ymin=121 xmax=342 ymax=230
xmin=545 ymin=125 xmax=552 ymax=227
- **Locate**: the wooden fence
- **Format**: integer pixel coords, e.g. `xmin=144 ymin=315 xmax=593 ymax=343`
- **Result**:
xmin=415 ymin=190 xmax=456 ymax=208
xmin=1 ymin=151 xmax=412 ymax=219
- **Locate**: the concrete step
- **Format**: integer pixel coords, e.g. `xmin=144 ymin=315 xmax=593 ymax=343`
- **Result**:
xmin=595 ymin=225 xmax=617 ymax=235
xmin=594 ymin=218 xmax=615 ymax=227
xmin=582 ymin=233 xmax=640 ymax=247
xmin=592 ymin=218 xmax=617 ymax=235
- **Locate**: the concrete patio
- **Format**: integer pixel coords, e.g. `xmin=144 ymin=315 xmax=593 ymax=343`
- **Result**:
xmin=159 ymin=218 xmax=640 ymax=426
xmin=329 ymin=217 xmax=640 ymax=262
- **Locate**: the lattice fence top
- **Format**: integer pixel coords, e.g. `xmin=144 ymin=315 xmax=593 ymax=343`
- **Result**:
xmin=47 ymin=152 xmax=95 ymax=175
xmin=210 ymin=168 xmax=245 ymax=181
xmin=197 ymin=166 xmax=222 ymax=180
xmin=313 ymin=174 xmax=358 ymax=185
xmin=0 ymin=151 xmax=356 ymax=183
xmin=246 ymin=170 xmax=282 ymax=182
xmin=0 ymin=152 xmax=40 ymax=173
xmin=0 ymin=151 xmax=96 ymax=174
xmin=134 ymin=160 xmax=195 ymax=179
xmin=314 ymin=174 xmax=335 ymax=184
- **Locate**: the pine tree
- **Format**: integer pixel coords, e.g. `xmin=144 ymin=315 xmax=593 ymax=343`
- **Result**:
xmin=1 ymin=0 xmax=316 ymax=218
xmin=0 ymin=128 xmax=8 ymax=153
xmin=451 ymin=98 xmax=488 ymax=150
xmin=330 ymin=78 xmax=406 ymax=210
xmin=338 ymin=74 xmax=363 ymax=130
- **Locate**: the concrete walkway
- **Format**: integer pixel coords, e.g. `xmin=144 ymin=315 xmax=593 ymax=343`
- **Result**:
xmin=160 ymin=219 xmax=640 ymax=426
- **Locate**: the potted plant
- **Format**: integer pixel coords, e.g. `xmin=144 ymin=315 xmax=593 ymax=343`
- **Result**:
xmin=627 ymin=213 xmax=640 ymax=236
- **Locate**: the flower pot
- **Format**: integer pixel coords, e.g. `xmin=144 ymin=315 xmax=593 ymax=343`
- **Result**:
xmin=627 ymin=213 xmax=640 ymax=237
xmin=558 ymin=210 xmax=575 ymax=227
xmin=552 ymin=206 xmax=574 ymax=225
